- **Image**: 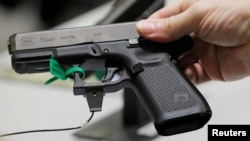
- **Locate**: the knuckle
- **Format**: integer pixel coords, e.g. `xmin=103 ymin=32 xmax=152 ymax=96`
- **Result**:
xmin=162 ymin=16 xmax=177 ymax=40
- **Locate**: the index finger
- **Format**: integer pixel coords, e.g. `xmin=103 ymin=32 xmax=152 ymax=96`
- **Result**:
xmin=149 ymin=0 xmax=197 ymax=19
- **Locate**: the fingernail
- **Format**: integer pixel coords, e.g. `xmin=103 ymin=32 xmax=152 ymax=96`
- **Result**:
xmin=137 ymin=20 xmax=156 ymax=34
xmin=185 ymin=68 xmax=194 ymax=79
xmin=185 ymin=68 xmax=196 ymax=84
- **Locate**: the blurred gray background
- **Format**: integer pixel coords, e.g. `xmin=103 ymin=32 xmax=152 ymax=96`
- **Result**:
xmin=0 ymin=1 xmax=44 ymax=52
xmin=0 ymin=0 xmax=115 ymax=52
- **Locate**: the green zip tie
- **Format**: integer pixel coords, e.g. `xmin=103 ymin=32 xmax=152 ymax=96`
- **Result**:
xmin=45 ymin=56 xmax=85 ymax=85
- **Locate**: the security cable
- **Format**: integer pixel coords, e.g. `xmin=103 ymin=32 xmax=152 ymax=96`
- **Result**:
xmin=0 ymin=112 xmax=94 ymax=137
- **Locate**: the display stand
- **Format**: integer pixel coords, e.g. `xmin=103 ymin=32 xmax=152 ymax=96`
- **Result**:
xmin=74 ymin=88 xmax=158 ymax=141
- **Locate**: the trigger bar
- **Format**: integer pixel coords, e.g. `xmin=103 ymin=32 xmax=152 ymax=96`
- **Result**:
xmin=72 ymin=67 xmax=124 ymax=112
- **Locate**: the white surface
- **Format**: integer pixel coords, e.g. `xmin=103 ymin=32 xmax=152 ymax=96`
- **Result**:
xmin=1 ymin=45 xmax=250 ymax=141
xmin=0 ymin=77 xmax=123 ymax=141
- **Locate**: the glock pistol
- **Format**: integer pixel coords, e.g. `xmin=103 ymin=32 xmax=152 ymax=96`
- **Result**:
xmin=8 ymin=22 xmax=211 ymax=136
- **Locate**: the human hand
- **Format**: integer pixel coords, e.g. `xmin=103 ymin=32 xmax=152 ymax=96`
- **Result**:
xmin=136 ymin=0 xmax=250 ymax=84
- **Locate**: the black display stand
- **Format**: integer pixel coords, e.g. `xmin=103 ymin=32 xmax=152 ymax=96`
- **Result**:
xmin=74 ymin=88 xmax=158 ymax=141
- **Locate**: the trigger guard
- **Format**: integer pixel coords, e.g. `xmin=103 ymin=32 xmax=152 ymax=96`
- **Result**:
xmin=82 ymin=67 xmax=131 ymax=93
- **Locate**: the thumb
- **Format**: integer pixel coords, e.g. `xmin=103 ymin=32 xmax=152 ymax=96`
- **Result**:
xmin=136 ymin=10 xmax=198 ymax=42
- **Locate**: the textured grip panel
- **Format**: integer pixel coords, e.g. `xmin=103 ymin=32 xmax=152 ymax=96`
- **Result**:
xmin=142 ymin=65 xmax=197 ymax=112
xmin=135 ymin=62 xmax=211 ymax=136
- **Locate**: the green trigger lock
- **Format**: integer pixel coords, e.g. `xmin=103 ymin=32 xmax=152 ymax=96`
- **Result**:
xmin=45 ymin=56 xmax=85 ymax=85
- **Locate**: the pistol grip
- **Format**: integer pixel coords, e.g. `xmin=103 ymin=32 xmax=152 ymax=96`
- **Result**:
xmin=134 ymin=59 xmax=212 ymax=136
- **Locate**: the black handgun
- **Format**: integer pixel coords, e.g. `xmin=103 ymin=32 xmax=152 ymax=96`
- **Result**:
xmin=8 ymin=22 xmax=211 ymax=136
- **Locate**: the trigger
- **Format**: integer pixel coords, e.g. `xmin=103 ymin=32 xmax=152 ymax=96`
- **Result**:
xmin=102 ymin=68 xmax=119 ymax=82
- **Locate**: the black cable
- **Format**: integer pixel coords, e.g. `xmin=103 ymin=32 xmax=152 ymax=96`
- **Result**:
xmin=0 ymin=127 xmax=81 ymax=137
xmin=0 ymin=112 xmax=95 ymax=138
xmin=87 ymin=111 xmax=95 ymax=123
